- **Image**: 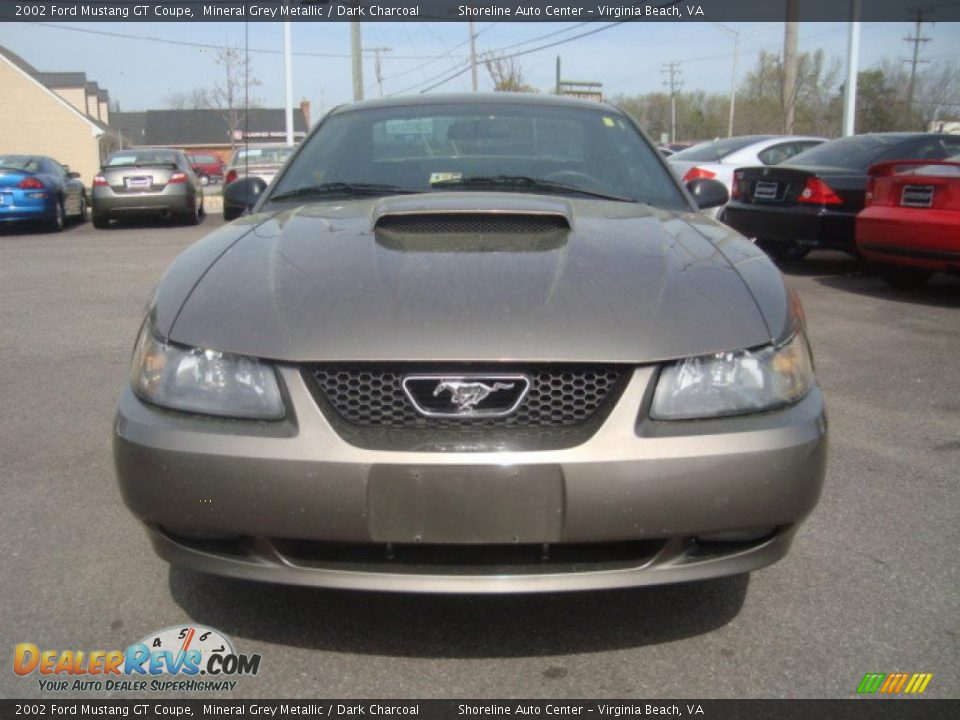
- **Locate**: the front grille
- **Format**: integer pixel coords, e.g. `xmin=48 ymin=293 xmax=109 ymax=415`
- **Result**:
xmin=375 ymin=213 xmax=569 ymax=235
xmin=306 ymin=365 xmax=624 ymax=429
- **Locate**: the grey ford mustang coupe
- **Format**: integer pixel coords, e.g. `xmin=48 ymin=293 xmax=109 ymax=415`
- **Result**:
xmin=114 ymin=94 xmax=827 ymax=593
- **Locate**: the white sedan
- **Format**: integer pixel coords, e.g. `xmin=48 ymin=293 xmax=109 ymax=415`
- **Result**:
xmin=669 ymin=135 xmax=826 ymax=217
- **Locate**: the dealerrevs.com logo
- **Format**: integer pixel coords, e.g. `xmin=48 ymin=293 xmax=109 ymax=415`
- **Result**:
xmin=14 ymin=625 xmax=261 ymax=692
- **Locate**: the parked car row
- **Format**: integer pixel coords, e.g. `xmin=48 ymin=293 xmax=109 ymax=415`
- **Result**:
xmin=668 ymin=134 xmax=826 ymax=217
xmin=719 ymin=132 xmax=960 ymax=288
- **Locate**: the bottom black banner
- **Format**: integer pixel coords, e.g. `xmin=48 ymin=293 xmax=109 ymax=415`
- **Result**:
xmin=1 ymin=700 xmax=959 ymax=720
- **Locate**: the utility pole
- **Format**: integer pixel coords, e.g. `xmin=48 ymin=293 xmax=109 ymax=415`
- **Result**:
xmin=555 ymin=56 xmax=561 ymax=95
xmin=367 ymin=46 xmax=392 ymax=98
xmin=904 ymin=8 xmax=932 ymax=114
xmin=782 ymin=0 xmax=799 ymax=134
xmin=842 ymin=0 xmax=862 ymax=136
xmin=661 ymin=62 xmax=682 ymax=143
xmin=283 ymin=19 xmax=294 ymax=146
xmin=469 ymin=22 xmax=478 ymax=92
xmin=350 ymin=20 xmax=363 ymax=102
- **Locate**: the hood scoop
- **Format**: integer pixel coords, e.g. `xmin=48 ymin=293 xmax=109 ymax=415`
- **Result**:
xmin=372 ymin=193 xmax=572 ymax=252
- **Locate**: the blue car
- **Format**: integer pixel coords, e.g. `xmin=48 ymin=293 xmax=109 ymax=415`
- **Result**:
xmin=0 ymin=154 xmax=87 ymax=232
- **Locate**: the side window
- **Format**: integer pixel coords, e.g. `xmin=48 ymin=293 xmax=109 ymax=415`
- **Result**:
xmin=758 ymin=143 xmax=797 ymax=165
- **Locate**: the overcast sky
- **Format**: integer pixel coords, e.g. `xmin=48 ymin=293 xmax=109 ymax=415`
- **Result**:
xmin=1 ymin=20 xmax=958 ymax=116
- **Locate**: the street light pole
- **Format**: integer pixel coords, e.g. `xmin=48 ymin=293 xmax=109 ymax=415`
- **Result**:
xmin=842 ymin=0 xmax=862 ymax=136
xmin=283 ymin=20 xmax=293 ymax=146
xmin=469 ymin=21 xmax=478 ymax=92
xmin=351 ymin=20 xmax=364 ymax=102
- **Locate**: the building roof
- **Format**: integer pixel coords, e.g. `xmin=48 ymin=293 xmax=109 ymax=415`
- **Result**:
xmin=112 ymin=111 xmax=147 ymax=145
xmin=0 ymin=46 xmax=37 ymax=75
xmin=35 ymin=72 xmax=87 ymax=89
xmin=113 ymin=108 xmax=309 ymax=146
xmin=0 ymin=49 xmax=105 ymax=136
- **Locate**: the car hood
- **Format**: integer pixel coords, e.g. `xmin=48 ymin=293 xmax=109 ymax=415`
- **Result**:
xmin=164 ymin=193 xmax=778 ymax=363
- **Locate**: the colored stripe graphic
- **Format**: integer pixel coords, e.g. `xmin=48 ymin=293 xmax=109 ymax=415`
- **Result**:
xmin=857 ymin=672 xmax=933 ymax=694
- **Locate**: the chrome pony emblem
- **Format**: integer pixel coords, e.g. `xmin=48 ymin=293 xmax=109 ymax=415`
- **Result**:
xmin=434 ymin=380 xmax=515 ymax=411
xmin=402 ymin=375 xmax=530 ymax=418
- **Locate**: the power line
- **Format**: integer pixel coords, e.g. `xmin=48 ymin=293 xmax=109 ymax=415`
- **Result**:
xmin=392 ymin=21 xmax=631 ymax=97
xmin=27 ymin=21 xmax=452 ymax=61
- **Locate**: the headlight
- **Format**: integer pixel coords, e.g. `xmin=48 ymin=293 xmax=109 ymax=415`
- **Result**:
xmin=131 ymin=327 xmax=285 ymax=420
xmin=651 ymin=332 xmax=814 ymax=420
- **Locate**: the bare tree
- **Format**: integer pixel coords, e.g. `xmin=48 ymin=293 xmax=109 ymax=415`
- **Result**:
xmin=163 ymin=88 xmax=213 ymax=110
xmin=483 ymin=54 xmax=538 ymax=93
xmin=207 ymin=45 xmax=262 ymax=148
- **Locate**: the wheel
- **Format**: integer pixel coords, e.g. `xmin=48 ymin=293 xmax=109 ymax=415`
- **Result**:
xmin=182 ymin=199 xmax=202 ymax=226
xmin=92 ymin=212 xmax=110 ymax=229
xmin=46 ymin=199 xmax=65 ymax=233
xmin=758 ymin=238 xmax=811 ymax=262
xmin=879 ymin=266 xmax=932 ymax=290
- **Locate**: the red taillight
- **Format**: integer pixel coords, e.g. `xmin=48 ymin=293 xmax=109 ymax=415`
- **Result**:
xmin=731 ymin=171 xmax=743 ymax=199
xmin=225 ymin=170 xmax=238 ymax=185
xmin=682 ymin=166 xmax=717 ymax=183
xmin=93 ymin=175 xmax=108 ymax=187
xmin=167 ymin=172 xmax=187 ymax=185
xmin=797 ymin=177 xmax=842 ymax=205
xmin=17 ymin=176 xmax=44 ymax=189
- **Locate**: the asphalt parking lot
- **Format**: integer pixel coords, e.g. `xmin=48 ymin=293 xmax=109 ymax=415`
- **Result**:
xmin=1 ymin=216 xmax=957 ymax=699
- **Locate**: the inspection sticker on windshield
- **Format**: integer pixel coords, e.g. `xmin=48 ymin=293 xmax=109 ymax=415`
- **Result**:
xmin=429 ymin=172 xmax=461 ymax=184
xmin=602 ymin=117 xmax=617 ymax=128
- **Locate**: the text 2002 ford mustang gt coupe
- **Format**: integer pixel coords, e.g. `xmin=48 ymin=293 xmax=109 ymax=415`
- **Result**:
xmin=114 ymin=95 xmax=827 ymax=593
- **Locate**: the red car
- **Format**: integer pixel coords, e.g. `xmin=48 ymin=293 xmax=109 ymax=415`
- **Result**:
xmin=856 ymin=159 xmax=960 ymax=289
xmin=186 ymin=153 xmax=225 ymax=186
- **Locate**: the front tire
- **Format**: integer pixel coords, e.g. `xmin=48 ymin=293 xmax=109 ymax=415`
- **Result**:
xmin=758 ymin=238 xmax=811 ymax=262
xmin=879 ymin=266 xmax=932 ymax=290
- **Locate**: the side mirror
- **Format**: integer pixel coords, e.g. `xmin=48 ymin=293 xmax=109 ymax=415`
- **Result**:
xmin=223 ymin=176 xmax=268 ymax=215
xmin=686 ymin=178 xmax=729 ymax=210
xmin=67 ymin=171 xmax=81 ymax=179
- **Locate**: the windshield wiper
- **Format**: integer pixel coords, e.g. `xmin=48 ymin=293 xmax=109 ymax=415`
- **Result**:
xmin=430 ymin=175 xmax=635 ymax=203
xmin=270 ymin=182 xmax=416 ymax=202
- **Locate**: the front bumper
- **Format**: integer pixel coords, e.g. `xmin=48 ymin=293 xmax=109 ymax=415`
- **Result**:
xmin=114 ymin=366 xmax=827 ymax=593
xmin=724 ymin=202 xmax=856 ymax=251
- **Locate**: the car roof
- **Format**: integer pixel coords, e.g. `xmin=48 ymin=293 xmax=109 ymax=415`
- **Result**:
xmin=331 ymin=92 xmax=618 ymax=115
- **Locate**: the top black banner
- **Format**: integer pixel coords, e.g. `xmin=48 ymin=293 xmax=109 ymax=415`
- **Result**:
xmin=2 ymin=0 xmax=959 ymax=23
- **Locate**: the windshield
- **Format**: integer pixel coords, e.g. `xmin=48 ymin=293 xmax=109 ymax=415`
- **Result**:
xmin=270 ymin=102 xmax=688 ymax=210
xmin=669 ymin=136 xmax=773 ymax=162
xmin=232 ymin=146 xmax=296 ymax=165
xmin=107 ymin=150 xmax=179 ymax=167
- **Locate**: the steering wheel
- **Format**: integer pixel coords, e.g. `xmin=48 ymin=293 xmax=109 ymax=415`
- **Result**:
xmin=543 ymin=170 xmax=605 ymax=192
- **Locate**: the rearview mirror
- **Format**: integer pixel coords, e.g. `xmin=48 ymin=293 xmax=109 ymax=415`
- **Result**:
xmin=686 ymin=178 xmax=729 ymax=210
xmin=223 ymin=176 xmax=268 ymax=216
